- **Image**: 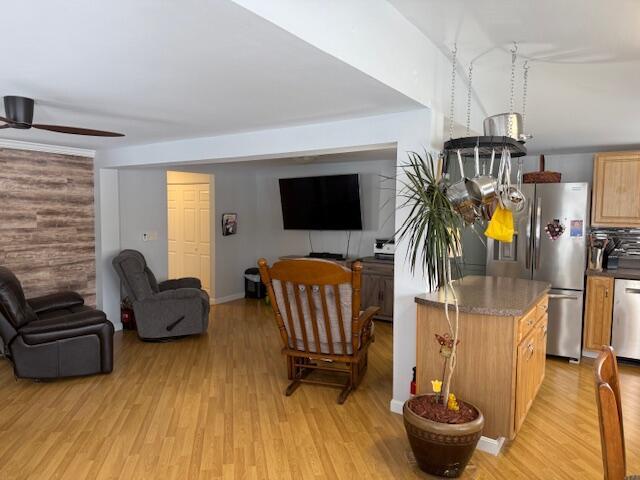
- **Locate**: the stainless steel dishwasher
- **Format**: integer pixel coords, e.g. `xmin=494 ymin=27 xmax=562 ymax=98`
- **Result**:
xmin=612 ymin=279 xmax=640 ymax=360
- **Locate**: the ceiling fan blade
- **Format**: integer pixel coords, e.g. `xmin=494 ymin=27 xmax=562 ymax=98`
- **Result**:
xmin=32 ymin=123 xmax=125 ymax=137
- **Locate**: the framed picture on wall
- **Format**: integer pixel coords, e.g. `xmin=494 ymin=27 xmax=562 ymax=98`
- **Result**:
xmin=221 ymin=213 xmax=238 ymax=236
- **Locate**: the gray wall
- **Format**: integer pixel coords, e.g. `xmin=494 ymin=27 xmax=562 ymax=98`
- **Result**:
xmin=117 ymin=166 xmax=256 ymax=301
xmin=116 ymin=152 xmax=593 ymax=297
xmin=520 ymin=152 xmax=594 ymax=185
xmin=212 ymin=166 xmax=259 ymax=299
xmin=118 ymin=169 xmax=169 ymax=280
xmin=208 ymin=159 xmax=395 ymax=298
xmin=254 ymin=159 xmax=396 ymax=263
xmin=116 ymin=157 xmax=395 ymax=301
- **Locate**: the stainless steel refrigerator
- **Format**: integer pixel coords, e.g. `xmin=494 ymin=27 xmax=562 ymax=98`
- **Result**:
xmin=486 ymin=182 xmax=590 ymax=362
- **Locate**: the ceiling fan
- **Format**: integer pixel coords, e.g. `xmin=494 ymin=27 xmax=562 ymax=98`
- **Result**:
xmin=0 ymin=96 xmax=124 ymax=137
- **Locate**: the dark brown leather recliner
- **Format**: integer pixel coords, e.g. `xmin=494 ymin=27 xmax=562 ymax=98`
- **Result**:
xmin=0 ymin=266 xmax=114 ymax=379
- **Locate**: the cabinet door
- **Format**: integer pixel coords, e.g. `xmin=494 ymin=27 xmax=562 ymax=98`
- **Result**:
xmin=535 ymin=315 xmax=548 ymax=392
xmin=361 ymin=273 xmax=381 ymax=310
xmin=380 ymin=276 xmax=394 ymax=319
xmin=592 ymin=152 xmax=640 ymax=227
xmin=584 ymin=276 xmax=614 ymax=351
xmin=515 ymin=332 xmax=536 ymax=433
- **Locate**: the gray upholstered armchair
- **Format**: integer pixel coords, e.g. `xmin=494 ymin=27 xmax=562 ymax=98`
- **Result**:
xmin=112 ymin=250 xmax=209 ymax=340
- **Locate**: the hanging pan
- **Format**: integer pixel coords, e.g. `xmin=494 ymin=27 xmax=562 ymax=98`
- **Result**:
xmin=467 ymin=145 xmax=498 ymax=206
xmin=446 ymin=150 xmax=479 ymax=224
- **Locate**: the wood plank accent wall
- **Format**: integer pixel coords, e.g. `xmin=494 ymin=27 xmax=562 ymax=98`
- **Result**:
xmin=0 ymin=148 xmax=96 ymax=305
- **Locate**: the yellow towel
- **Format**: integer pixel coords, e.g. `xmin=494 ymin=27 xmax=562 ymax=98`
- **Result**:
xmin=485 ymin=205 xmax=514 ymax=243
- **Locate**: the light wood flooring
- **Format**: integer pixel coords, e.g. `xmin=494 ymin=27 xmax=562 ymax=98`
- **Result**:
xmin=0 ymin=298 xmax=639 ymax=479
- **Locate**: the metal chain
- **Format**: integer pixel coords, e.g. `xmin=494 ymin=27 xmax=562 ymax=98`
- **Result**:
xmin=448 ymin=43 xmax=457 ymax=139
xmin=521 ymin=60 xmax=529 ymax=132
xmin=465 ymin=61 xmax=474 ymax=137
xmin=508 ymin=42 xmax=518 ymax=138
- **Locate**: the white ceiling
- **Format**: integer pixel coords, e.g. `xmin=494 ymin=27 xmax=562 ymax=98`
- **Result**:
xmin=391 ymin=0 xmax=640 ymax=153
xmin=5 ymin=1 xmax=637 ymax=154
xmin=0 ymin=1 xmax=419 ymax=150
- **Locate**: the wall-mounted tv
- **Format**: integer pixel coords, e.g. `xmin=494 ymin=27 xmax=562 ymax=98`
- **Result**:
xmin=279 ymin=174 xmax=363 ymax=230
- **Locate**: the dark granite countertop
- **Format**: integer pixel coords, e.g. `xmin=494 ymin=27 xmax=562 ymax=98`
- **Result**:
xmin=586 ymin=268 xmax=640 ymax=280
xmin=415 ymin=275 xmax=550 ymax=317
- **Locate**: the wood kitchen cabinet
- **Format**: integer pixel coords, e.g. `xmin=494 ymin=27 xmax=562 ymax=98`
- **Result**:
xmin=360 ymin=257 xmax=394 ymax=321
xmin=584 ymin=275 xmax=614 ymax=351
xmin=592 ymin=151 xmax=640 ymax=227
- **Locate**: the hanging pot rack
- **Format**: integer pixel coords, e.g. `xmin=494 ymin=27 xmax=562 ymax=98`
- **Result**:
xmin=443 ymin=41 xmax=529 ymax=160
xmin=444 ymin=135 xmax=527 ymax=158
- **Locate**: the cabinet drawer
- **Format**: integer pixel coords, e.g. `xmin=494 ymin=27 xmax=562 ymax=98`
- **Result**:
xmin=536 ymin=296 xmax=548 ymax=320
xmin=361 ymin=263 xmax=393 ymax=277
xmin=517 ymin=307 xmax=537 ymax=344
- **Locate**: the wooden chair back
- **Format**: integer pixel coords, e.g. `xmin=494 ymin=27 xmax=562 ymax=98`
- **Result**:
xmin=258 ymin=258 xmax=363 ymax=357
xmin=594 ymin=346 xmax=626 ymax=480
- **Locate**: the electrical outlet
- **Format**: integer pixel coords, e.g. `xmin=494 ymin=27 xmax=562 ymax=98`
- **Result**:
xmin=142 ymin=232 xmax=149 ymax=242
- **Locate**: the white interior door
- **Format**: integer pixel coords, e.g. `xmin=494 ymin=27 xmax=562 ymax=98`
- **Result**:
xmin=167 ymin=183 xmax=211 ymax=296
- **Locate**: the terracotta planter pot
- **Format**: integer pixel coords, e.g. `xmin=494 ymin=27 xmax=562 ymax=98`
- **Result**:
xmin=403 ymin=395 xmax=484 ymax=478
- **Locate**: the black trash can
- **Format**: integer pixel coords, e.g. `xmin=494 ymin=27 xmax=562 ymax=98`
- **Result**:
xmin=244 ymin=267 xmax=266 ymax=299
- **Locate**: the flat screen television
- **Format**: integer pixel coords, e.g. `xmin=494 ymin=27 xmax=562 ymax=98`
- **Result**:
xmin=279 ymin=174 xmax=363 ymax=230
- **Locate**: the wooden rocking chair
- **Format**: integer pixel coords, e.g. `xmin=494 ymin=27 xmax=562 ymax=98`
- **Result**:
xmin=258 ymin=258 xmax=379 ymax=404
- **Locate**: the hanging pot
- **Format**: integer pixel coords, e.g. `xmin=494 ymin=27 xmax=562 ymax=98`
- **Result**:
xmin=446 ymin=150 xmax=479 ymax=224
xmin=467 ymin=146 xmax=497 ymax=206
xmin=483 ymin=113 xmax=531 ymax=141
xmin=497 ymin=147 xmax=526 ymax=213
xmin=446 ymin=151 xmax=472 ymax=208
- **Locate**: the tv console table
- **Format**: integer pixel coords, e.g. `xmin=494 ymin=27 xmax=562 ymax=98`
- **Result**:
xmin=278 ymin=255 xmax=356 ymax=268
xmin=359 ymin=256 xmax=393 ymax=322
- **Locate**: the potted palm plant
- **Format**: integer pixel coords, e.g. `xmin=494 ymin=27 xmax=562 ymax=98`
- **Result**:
xmin=397 ymin=151 xmax=484 ymax=478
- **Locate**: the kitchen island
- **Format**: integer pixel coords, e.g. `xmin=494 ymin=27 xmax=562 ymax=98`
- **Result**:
xmin=415 ymin=275 xmax=549 ymax=453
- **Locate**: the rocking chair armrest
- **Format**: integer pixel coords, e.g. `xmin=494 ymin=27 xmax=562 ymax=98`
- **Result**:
xmin=356 ymin=306 xmax=379 ymax=333
xmin=353 ymin=306 xmax=378 ymax=351
xmin=356 ymin=307 xmax=380 ymax=339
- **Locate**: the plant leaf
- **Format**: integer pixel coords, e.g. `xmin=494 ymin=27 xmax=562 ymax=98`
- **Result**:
xmin=395 ymin=151 xmax=464 ymax=290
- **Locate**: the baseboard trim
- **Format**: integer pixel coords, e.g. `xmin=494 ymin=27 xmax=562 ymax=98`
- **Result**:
xmin=111 ymin=320 xmax=123 ymax=332
xmin=582 ymin=350 xmax=597 ymax=359
xmin=390 ymin=398 xmax=404 ymax=414
xmin=212 ymin=292 xmax=245 ymax=305
xmin=391 ymin=398 xmax=504 ymax=455
xmin=477 ymin=436 xmax=505 ymax=456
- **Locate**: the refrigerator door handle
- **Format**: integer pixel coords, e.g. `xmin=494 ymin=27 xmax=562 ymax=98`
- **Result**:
xmin=548 ymin=293 xmax=579 ymax=300
xmin=534 ymin=197 xmax=542 ymax=270
xmin=525 ymin=198 xmax=533 ymax=269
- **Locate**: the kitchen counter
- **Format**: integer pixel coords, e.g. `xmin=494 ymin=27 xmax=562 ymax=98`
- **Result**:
xmin=586 ymin=268 xmax=640 ymax=281
xmin=414 ymin=275 xmax=550 ymax=317
xmin=415 ymin=276 xmax=550 ymax=446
